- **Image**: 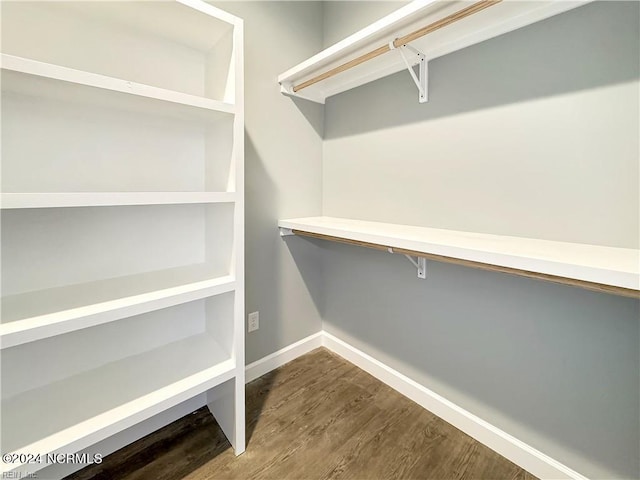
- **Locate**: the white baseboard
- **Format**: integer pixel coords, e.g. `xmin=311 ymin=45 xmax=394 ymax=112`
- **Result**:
xmin=321 ymin=331 xmax=588 ymax=480
xmin=245 ymin=331 xmax=323 ymax=383
xmin=246 ymin=330 xmax=589 ymax=480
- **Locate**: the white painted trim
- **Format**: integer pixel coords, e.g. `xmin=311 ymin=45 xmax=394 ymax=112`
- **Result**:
xmin=321 ymin=331 xmax=589 ymax=480
xmin=244 ymin=330 xmax=590 ymax=480
xmin=244 ymin=332 xmax=323 ymax=383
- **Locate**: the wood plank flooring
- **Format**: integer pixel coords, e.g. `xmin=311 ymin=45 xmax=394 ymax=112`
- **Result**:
xmin=67 ymin=348 xmax=537 ymax=480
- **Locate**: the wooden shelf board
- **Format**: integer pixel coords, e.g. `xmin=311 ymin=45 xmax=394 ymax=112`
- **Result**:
xmin=0 ymin=192 xmax=236 ymax=209
xmin=1 ymin=264 xmax=228 ymax=325
xmin=278 ymin=0 xmax=591 ymax=103
xmin=279 ymin=217 xmax=639 ymax=297
xmin=0 ymin=275 xmax=235 ymax=349
xmin=1 ymin=54 xmax=235 ymax=119
xmin=1 ymin=333 xmax=235 ymax=472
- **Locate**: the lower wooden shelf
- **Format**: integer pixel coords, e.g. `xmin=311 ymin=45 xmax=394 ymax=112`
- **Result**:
xmin=0 ymin=333 xmax=235 ymax=474
xmin=279 ymin=216 xmax=640 ymax=297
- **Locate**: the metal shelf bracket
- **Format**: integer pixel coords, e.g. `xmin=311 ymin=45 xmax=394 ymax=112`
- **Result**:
xmin=387 ymin=247 xmax=427 ymax=279
xmin=282 ymin=228 xmax=426 ymax=279
xmin=390 ymin=41 xmax=428 ymax=103
xmin=404 ymin=254 xmax=427 ymax=279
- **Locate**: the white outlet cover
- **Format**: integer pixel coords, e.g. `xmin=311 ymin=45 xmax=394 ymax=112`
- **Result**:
xmin=248 ymin=311 xmax=259 ymax=332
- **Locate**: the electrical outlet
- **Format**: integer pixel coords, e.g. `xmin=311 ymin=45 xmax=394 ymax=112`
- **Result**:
xmin=248 ymin=311 xmax=259 ymax=333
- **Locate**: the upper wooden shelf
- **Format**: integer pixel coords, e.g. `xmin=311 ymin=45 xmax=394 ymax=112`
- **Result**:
xmin=278 ymin=0 xmax=591 ymax=104
xmin=279 ymin=217 xmax=640 ymax=297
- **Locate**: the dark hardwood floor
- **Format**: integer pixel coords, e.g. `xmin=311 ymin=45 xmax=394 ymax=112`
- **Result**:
xmin=67 ymin=348 xmax=537 ymax=480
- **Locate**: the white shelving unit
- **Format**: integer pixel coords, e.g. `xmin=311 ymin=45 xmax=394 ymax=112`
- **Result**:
xmin=1 ymin=1 xmax=245 ymax=476
xmin=278 ymin=0 xmax=591 ymax=103
xmin=279 ymin=217 xmax=640 ymax=297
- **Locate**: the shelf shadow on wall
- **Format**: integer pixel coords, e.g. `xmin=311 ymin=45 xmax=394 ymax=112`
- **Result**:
xmin=291 ymin=96 xmax=325 ymax=139
xmin=279 ymin=233 xmax=326 ymax=317
xmin=322 ymin=1 xmax=639 ymax=140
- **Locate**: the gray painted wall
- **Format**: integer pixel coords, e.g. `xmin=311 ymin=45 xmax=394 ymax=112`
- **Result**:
xmin=317 ymin=1 xmax=640 ymax=479
xmin=214 ymin=1 xmax=325 ymax=364
xmin=207 ymin=1 xmax=639 ymax=477
xmin=322 ymin=1 xmax=407 ymax=47
xmin=324 ymin=1 xmax=639 ymax=248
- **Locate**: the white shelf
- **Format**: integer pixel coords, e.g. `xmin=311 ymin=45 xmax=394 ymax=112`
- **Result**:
xmin=279 ymin=217 xmax=640 ymax=295
xmin=1 ymin=264 xmax=226 ymax=323
xmin=0 ymin=275 xmax=235 ymax=349
xmin=278 ymin=0 xmax=591 ymax=103
xmin=0 ymin=192 xmax=236 ymax=209
xmin=1 ymin=333 xmax=235 ymax=473
xmin=1 ymin=54 xmax=235 ymax=119
xmin=1 ymin=0 xmax=246 ymax=466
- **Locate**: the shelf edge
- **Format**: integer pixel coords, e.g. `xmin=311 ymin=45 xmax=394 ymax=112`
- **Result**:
xmin=279 ymin=218 xmax=639 ymax=297
xmin=1 ymin=54 xmax=236 ymax=115
xmin=0 ymin=358 xmax=237 ymax=474
xmin=0 ymin=192 xmax=236 ymax=209
xmin=0 ymin=276 xmax=236 ymax=349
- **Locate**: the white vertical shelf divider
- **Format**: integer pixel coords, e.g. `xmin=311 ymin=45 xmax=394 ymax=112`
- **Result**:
xmin=0 ymin=0 xmax=244 ymax=475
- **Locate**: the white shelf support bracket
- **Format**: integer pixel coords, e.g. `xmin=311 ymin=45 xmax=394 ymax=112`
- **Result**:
xmin=279 ymin=82 xmax=293 ymax=95
xmin=403 ymin=254 xmax=427 ymax=279
xmin=388 ymin=248 xmax=426 ymax=279
xmin=390 ymin=41 xmax=428 ymax=103
xmin=279 ymin=227 xmax=294 ymax=237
